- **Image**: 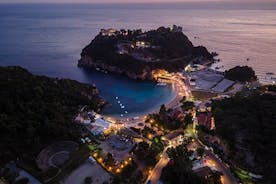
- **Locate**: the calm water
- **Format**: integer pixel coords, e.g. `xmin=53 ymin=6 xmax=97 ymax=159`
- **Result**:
xmin=1 ymin=3 xmax=276 ymax=116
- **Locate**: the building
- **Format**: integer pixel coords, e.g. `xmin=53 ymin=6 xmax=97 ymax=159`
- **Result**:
xmin=194 ymin=166 xmax=214 ymax=180
xmin=212 ymin=79 xmax=235 ymax=93
xmin=87 ymin=125 xmax=106 ymax=136
xmin=135 ymin=41 xmax=151 ymax=48
xmin=93 ymin=118 xmax=111 ymax=129
xmin=86 ymin=116 xmax=111 ymax=136
xmin=197 ymin=112 xmax=215 ymax=130
xmin=100 ymin=28 xmax=117 ymax=36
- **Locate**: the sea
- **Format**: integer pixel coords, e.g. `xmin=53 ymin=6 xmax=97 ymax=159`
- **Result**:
xmin=1 ymin=2 xmax=276 ymax=117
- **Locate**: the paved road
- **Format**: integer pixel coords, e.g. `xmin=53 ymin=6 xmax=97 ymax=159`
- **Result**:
xmin=195 ymin=139 xmax=238 ymax=184
xmin=145 ymin=153 xmax=170 ymax=184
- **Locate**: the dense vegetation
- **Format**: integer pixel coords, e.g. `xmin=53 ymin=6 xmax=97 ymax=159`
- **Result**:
xmin=79 ymin=26 xmax=213 ymax=79
xmin=225 ymin=66 xmax=257 ymax=82
xmin=212 ymin=92 xmax=276 ymax=183
xmin=0 ymin=66 xmax=104 ymax=165
xmin=147 ymin=104 xmax=183 ymax=131
xmin=161 ymin=141 xmax=207 ymax=184
xmin=133 ymin=137 xmax=164 ymax=167
xmin=266 ymin=85 xmax=276 ymax=92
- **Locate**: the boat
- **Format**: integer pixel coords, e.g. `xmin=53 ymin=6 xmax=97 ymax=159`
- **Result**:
xmin=118 ymin=101 xmax=121 ymax=103
xmin=266 ymin=72 xmax=275 ymax=75
xmin=96 ymin=67 xmax=100 ymax=71
xmin=156 ymin=82 xmax=167 ymax=86
xmin=125 ymin=111 xmax=128 ymax=114
xmin=120 ymin=114 xmax=124 ymax=117
xmin=116 ymin=97 xmax=118 ymax=99
xmin=121 ymin=106 xmax=125 ymax=109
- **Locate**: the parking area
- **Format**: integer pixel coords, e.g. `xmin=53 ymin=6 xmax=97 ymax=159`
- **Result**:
xmin=189 ymin=69 xmax=224 ymax=91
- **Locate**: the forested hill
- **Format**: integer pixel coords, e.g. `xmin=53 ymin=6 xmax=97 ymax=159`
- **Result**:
xmin=78 ymin=26 xmax=214 ymax=80
xmin=0 ymin=66 xmax=105 ymax=164
xmin=212 ymin=91 xmax=276 ymax=183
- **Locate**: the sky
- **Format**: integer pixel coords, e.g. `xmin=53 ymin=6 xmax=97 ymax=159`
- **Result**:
xmin=0 ymin=0 xmax=276 ymax=3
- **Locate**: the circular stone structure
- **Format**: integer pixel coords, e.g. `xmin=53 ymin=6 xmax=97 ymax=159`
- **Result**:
xmin=36 ymin=141 xmax=78 ymax=171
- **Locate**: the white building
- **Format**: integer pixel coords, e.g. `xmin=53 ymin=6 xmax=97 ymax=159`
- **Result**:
xmin=100 ymin=28 xmax=117 ymax=36
xmin=93 ymin=118 xmax=110 ymax=129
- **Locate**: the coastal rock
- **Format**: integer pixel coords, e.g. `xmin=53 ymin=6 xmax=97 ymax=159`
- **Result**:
xmin=78 ymin=26 xmax=213 ymax=80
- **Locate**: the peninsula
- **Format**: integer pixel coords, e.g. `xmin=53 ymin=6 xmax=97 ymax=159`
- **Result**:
xmin=78 ymin=25 xmax=214 ymax=80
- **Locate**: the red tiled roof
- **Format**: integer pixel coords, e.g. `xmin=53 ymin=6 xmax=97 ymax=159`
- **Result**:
xmin=197 ymin=113 xmax=212 ymax=129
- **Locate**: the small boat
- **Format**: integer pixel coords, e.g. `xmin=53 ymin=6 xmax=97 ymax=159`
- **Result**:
xmin=156 ymin=82 xmax=167 ymax=86
xmin=120 ymin=114 xmax=124 ymax=117
xmin=116 ymin=97 xmax=118 ymax=99
xmin=118 ymin=101 xmax=121 ymax=103
xmin=125 ymin=111 xmax=128 ymax=114
xmin=121 ymin=106 xmax=125 ymax=109
xmin=96 ymin=67 xmax=100 ymax=71
xmin=266 ymin=72 xmax=275 ymax=75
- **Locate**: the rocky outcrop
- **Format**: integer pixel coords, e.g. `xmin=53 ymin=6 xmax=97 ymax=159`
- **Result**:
xmin=78 ymin=26 xmax=214 ymax=80
xmin=78 ymin=55 xmax=152 ymax=80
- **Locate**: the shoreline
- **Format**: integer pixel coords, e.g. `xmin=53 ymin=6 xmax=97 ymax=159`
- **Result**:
xmin=104 ymin=76 xmax=187 ymax=123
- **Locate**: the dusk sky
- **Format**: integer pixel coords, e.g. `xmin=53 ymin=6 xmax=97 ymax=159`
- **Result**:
xmin=0 ymin=0 xmax=276 ymax=3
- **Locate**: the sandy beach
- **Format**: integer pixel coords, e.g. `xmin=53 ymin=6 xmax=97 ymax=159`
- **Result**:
xmin=105 ymin=76 xmax=189 ymax=123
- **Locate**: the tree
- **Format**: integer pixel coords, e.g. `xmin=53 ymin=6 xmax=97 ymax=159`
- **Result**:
xmin=105 ymin=153 xmax=114 ymax=166
xmin=225 ymin=66 xmax=257 ymax=82
xmin=180 ymin=96 xmax=186 ymax=103
xmin=181 ymin=101 xmax=194 ymax=111
xmin=159 ymin=104 xmax=167 ymax=115
xmin=196 ymin=147 xmax=204 ymax=157
xmin=84 ymin=176 xmax=93 ymax=184
xmin=162 ymin=143 xmax=206 ymax=184
xmin=184 ymin=113 xmax=193 ymax=125
xmin=14 ymin=178 xmax=29 ymax=184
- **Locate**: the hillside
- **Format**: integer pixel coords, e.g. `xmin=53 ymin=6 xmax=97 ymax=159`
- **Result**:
xmin=212 ymin=91 xmax=276 ymax=183
xmin=0 ymin=66 xmax=105 ymax=164
xmin=78 ymin=26 xmax=213 ymax=80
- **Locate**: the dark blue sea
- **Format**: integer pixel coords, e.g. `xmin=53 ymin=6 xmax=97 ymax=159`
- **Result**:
xmin=1 ymin=3 xmax=276 ymax=116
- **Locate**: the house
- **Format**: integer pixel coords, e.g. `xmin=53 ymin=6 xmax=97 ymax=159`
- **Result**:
xmin=100 ymin=28 xmax=117 ymax=36
xmin=171 ymin=110 xmax=184 ymax=121
xmin=135 ymin=41 xmax=151 ymax=48
xmin=197 ymin=112 xmax=215 ymax=130
xmin=87 ymin=124 xmax=106 ymax=136
xmin=194 ymin=166 xmax=214 ymax=179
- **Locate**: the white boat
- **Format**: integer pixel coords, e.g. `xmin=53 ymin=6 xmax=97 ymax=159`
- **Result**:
xmin=121 ymin=106 xmax=125 ymax=109
xmin=116 ymin=97 xmax=118 ymax=99
xmin=125 ymin=111 xmax=128 ymax=114
xmin=156 ymin=82 xmax=167 ymax=86
xmin=120 ymin=114 xmax=124 ymax=117
xmin=118 ymin=101 xmax=120 ymax=103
